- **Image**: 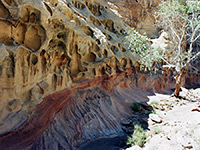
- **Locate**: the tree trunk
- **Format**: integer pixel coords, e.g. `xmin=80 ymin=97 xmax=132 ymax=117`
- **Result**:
xmin=172 ymin=70 xmax=184 ymax=97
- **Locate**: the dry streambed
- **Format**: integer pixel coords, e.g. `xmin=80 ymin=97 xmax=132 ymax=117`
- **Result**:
xmin=77 ymin=88 xmax=200 ymax=150
xmin=128 ymin=88 xmax=200 ymax=150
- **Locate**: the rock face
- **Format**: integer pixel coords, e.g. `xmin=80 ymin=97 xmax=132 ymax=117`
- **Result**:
xmin=0 ymin=0 xmax=135 ymax=134
xmin=0 ymin=0 xmax=156 ymax=149
xmin=106 ymin=0 xmax=161 ymax=37
xmin=0 ymin=73 xmax=176 ymax=150
xmin=0 ymin=0 xmax=139 ymax=99
xmin=0 ymin=0 xmax=199 ymax=150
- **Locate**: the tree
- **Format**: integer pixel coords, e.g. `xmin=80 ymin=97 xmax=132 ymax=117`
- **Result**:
xmin=126 ymin=0 xmax=200 ymax=97
xmin=125 ymin=28 xmax=163 ymax=72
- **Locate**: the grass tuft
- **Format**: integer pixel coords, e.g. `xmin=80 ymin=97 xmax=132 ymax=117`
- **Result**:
xmin=127 ymin=124 xmax=147 ymax=147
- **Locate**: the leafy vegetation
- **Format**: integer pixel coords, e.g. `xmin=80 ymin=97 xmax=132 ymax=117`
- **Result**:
xmin=125 ymin=28 xmax=162 ymax=72
xmin=149 ymin=101 xmax=159 ymax=109
xmin=151 ymin=108 xmax=157 ymax=114
xmin=151 ymin=125 xmax=162 ymax=134
xmin=126 ymin=0 xmax=200 ymax=97
xmin=127 ymin=124 xmax=147 ymax=147
xmin=132 ymin=102 xmax=141 ymax=112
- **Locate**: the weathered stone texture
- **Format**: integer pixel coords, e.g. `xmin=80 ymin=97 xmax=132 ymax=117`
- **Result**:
xmin=0 ymin=0 xmax=136 ymax=142
xmin=0 ymin=0 xmax=199 ymax=150
xmin=107 ymin=0 xmax=161 ymax=37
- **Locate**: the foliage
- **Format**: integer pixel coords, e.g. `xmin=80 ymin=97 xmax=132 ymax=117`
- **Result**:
xmin=125 ymin=0 xmax=200 ymax=96
xmin=149 ymin=101 xmax=159 ymax=109
xmin=155 ymin=0 xmax=200 ymax=70
xmin=125 ymin=28 xmax=162 ymax=72
xmin=156 ymin=0 xmax=200 ymax=96
xmin=126 ymin=28 xmax=149 ymax=55
xmin=132 ymin=102 xmax=141 ymax=112
xmin=151 ymin=108 xmax=157 ymax=114
xmin=151 ymin=125 xmax=162 ymax=134
xmin=127 ymin=124 xmax=147 ymax=147
xmin=149 ymin=101 xmax=159 ymax=114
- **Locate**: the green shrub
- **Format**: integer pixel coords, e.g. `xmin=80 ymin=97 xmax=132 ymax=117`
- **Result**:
xmin=125 ymin=27 xmax=162 ymax=72
xmin=151 ymin=108 xmax=157 ymax=114
xmin=151 ymin=125 xmax=162 ymax=134
xmin=132 ymin=102 xmax=141 ymax=112
xmin=127 ymin=124 xmax=147 ymax=147
xmin=149 ymin=101 xmax=159 ymax=109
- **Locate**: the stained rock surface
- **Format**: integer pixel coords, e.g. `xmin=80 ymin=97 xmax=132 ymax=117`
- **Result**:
xmin=0 ymin=0 xmax=135 ymax=137
xmin=106 ymin=0 xmax=161 ymax=37
xmin=0 ymin=72 xmax=177 ymax=150
xmin=0 ymin=0 xmax=199 ymax=150
xmin=0 ymin=0 xmax=157 ymax=149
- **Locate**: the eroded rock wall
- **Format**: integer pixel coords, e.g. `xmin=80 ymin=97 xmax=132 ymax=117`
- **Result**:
xmin=0 ymin=0 xmax=137 ymax=135
xmin=0 ymin=0 xmax=199 ymax=150
xmin=106 ymin=0 xmax=161 ymax=37
xmin=0 ymin=72 xmax=176 ymax=150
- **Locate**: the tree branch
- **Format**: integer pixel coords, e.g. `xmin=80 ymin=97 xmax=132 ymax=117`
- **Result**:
xmin=193 ymin=32 xmax=200 ymax=42
xmin=168 ymin=19 xmax=181 ymax=41
xmin=184 ymin=51 xmax=200 ymax=68
xmin=187 ymin=24 xmax=200 ymax=59
xmin=188 ymin=64 xmax=200 ymax=74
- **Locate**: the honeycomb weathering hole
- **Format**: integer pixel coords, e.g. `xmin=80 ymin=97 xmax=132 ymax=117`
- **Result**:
xmin=82 ymin=52 xmax=96 ymax=62
xmin=31 ymin=54 xmax=38 ymax=65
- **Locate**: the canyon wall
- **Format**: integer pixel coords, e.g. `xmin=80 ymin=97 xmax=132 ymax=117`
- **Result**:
xmin=0 ymin=0 xmax=199 ymax=150
xmin=0 ymin=0 xmax=136 ymax=135
xmin=0 ymin=72 xmax=177 ymax=150
xmin=106 ymin=0 xmax=161 ymax=37
xmin=0 ymin=0 xmax=148 ymax=149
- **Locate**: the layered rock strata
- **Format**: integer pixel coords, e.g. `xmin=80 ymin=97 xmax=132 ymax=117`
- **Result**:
xmin=106 ymin=0 xmax=161 ymax=37
xmin=0 ymin=71 xmax=176 ymax=150
xmin=0 ymin=0 xmax=199 ymax=150
xmin=0 ymin=0 xmax=136 ymax=135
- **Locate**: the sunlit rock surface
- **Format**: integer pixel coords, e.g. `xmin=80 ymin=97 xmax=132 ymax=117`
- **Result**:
xmin=0 ymin=0 xmax=135 ymax=135
xmin=106 ymin=0 xmax=161 ymax=37
xmin=0 ymin=72 xmax=177 ymax=150
xmin=0 ymin=0 xmax=199 ymax=150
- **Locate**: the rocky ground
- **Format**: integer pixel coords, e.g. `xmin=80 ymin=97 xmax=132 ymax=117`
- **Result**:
xmin=127 ymin=87 xmax=200 ymax=150
xmin=78 ymin=87 xmax=200 ymax=150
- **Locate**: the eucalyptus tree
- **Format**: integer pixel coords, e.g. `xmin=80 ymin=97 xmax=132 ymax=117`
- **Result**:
xmin=126 ymin=0 xmax=200 ymax=97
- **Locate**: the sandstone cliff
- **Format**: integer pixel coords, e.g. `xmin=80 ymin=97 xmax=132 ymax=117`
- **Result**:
xmin=106 ymin=0 xmax=161 ymax=37
xmin=0 ymin=0 xmax=199 ymax=150
xmin=0 ymin=0 xmax=136 ymax=130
